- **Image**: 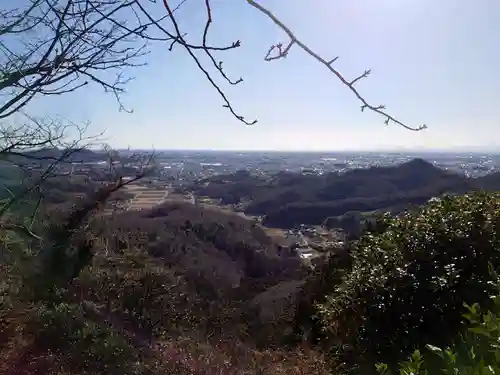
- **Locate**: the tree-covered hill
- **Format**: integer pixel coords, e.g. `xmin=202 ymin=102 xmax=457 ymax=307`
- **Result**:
xmin=188 ymin=158 xmax=499 ymax=228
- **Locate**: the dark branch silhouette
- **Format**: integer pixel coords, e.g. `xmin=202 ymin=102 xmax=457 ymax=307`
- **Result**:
xmin=246 ymin=0 xmax=427 ymax=131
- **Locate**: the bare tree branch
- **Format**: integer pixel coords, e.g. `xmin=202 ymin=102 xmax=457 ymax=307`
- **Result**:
xmin=158 ymin=0 xmax=254 ymax=124
xmin=0 ymin=0 xmax=251 ymax=123
xmin=246 ymin=0 xmax=427 ymax=131
xmin=1 ymin=1 xmax=427 ymax=130
xmin=0 ymin=0 xmax=159 ymax=115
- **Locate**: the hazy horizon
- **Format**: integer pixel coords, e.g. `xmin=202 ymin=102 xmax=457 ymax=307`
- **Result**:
xmin=111 ymin=147 xmax=500 ymax=154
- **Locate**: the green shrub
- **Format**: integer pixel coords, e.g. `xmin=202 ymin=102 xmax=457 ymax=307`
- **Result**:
xmin=379 ymin=278 xmax=500 ymax=375
xmin=317 ymin=192 xmax=500 ymax=372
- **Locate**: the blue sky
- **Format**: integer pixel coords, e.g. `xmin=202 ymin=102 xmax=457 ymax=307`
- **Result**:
xmin=24 ymin=0 xmax=500 ymax=151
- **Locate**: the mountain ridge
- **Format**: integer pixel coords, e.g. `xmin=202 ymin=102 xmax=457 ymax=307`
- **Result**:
xmin=187 ymin=158 xmax=500 ymax=228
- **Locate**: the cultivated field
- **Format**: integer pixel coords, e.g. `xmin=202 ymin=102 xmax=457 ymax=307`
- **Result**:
xmin=101 ymin=184 xmax=169 ymax=215
xmin=126 ymin=185 xmax=169 ymax=211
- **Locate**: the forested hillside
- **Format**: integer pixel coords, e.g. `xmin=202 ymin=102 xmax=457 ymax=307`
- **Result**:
xmin=189 ymin=158 xmax=500 ymax=228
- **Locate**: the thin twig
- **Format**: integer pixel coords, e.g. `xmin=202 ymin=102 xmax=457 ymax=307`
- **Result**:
xmin=162 ymin=0 xmax=256 ymax=125
xmin=247 ymin=0 xmax=427 ymax=131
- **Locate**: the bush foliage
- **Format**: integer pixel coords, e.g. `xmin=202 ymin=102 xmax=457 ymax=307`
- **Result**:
xmin=317 ymin=192 xmax=500 ymax=372
xmin=380 ymin=278 xmax=500 ymax=375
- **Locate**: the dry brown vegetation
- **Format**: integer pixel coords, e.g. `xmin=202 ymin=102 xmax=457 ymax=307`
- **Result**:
xmin=0 ymin=179 xmax=329 ymax=374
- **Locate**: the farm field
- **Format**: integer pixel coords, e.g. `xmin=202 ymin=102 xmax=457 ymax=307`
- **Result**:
xmin=125 ymin=185 xmax=169 ymax=211
xmin=101 ymin=184 xmax=169 ymax=215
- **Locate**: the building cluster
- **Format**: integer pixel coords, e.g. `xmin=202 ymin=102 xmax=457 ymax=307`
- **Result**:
xmin=280 ymin=224 xmax=348 ymax=267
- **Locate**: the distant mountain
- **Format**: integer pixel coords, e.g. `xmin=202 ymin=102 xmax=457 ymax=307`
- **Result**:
xmin=16 ymin=147 xmax=106 ymax=163
xmin=188 ymin=158 xmax=500 ymax=229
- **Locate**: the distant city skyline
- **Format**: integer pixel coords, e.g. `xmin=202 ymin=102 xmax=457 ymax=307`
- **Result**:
xmin=22 ymin=0 xmax=500 ymax=151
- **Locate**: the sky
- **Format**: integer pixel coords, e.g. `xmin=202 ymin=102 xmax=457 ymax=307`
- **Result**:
xmin=18 ymin=0 xmax=500 ymax=151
